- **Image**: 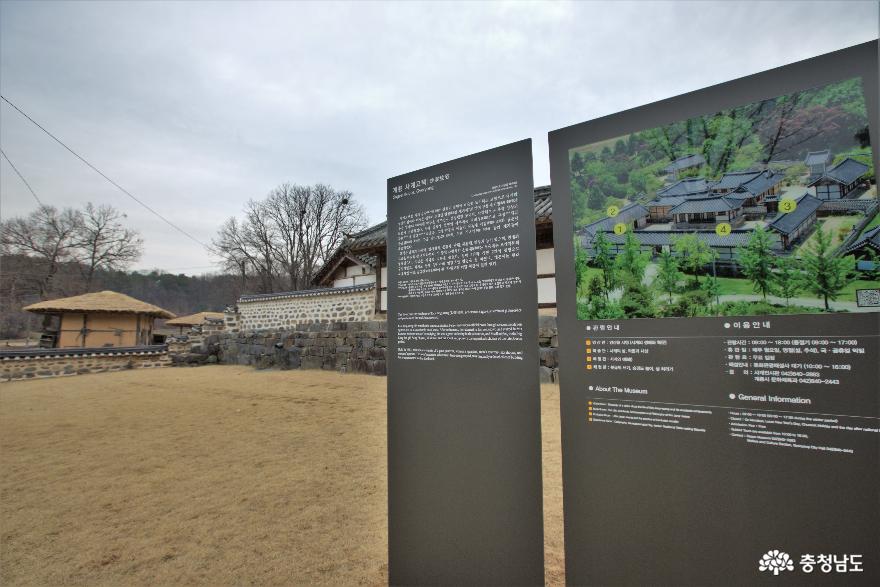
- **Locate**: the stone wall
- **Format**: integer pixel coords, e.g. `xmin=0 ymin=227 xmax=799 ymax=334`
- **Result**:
xmin=1 ymin=347 xmax=170 ymax=383
xmin=538 ymin=315 xmax=560 ymax=383
xmin=216 ymin=321 xmax=387 ymax=375
xmin=236 ymin=285 xmax=376 ymax=332
xmin=180 ymin=316 xmax=560 ymax=381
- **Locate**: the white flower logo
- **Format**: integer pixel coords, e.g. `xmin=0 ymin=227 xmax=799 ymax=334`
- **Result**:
xmin=759 ymin=550 xmax=794 ymax=575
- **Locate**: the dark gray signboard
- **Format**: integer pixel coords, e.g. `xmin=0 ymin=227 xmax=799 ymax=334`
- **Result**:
xmin=549 ymin=41 xmax=879 ymax=585
xmin=387 ymin=140 xmax=544 ymax=585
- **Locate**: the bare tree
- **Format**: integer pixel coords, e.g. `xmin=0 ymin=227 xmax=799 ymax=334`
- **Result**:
xmin=243 ymin=198 xmax=283 ymax=293
xmin=0 ymin=205 xmax=80 ymax=297
xmin=211 ymin=183 xmax=366 ymax=294
xmin=212 ymin=217 xmax=255 ymax=290
xmin=73 ymin=203 xmax=143 ymax=291
xmin=264 ymin=183 xmax=305 ymax=289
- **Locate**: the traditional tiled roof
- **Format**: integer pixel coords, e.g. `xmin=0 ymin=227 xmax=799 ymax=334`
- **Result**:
xmin=580 ymin=203 xmax=649 ymax=236
xmin=663 ymin=154 xmax=705 ymax=173
xmin=239 ymin=283 xmax=375 ymax=303
xmin=657 ymin=177 xmax=709 ymax=197
xmin=767 ymin=193 xmax=822 ymax=235
xmin=648 ymin=196 xmax=688 ymax=207
xmin=534 ymin=185 xmax=552 ymax=223
xmin=669 ymin=196 xmax=742 ymax=215
xmin=737 ymin=170 xmax=783 ymax=196
xmin=711 ymin=170 xmax=763 ymax=191
xmin=804 ymin=150 xmax=831 ymax=166
xmin=348 ymin=222 xmax=388 ymax=251
xmin=723 ymin=191 xmax=753 ymax=203
xmin=596 ymin=229 xmax=757 ymax=248
xmin=841 ymin=225 xmax=880 ymax=256
xmin=808 ymin=157 xmax=870 ymax=186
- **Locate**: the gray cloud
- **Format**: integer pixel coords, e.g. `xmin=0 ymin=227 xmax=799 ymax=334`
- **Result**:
xmin=1 ymin=0 xmax=877 ymax=272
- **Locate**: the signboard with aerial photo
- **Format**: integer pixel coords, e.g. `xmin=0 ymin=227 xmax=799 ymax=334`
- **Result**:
xmin=386 ymin=140 xmax=543 ymax=585
xmin=549 ymin=41 xmax=879 ymax=585
xmin=568 ymin=70 xmax=878 ymax=321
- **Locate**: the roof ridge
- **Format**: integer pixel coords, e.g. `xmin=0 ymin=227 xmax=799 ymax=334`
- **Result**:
xmin=349 ymin=220 xmax=388 ymax=238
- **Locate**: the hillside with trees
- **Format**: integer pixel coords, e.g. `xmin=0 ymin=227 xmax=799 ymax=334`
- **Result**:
xmin=570 ymin=77 xmax=874 ymax=228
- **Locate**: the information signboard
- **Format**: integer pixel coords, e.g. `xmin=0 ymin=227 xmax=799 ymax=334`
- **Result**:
xmin=549 ymin=41 xmax=879 ymax=585
xmin=387 ymin=140 xmax=544 ymax=585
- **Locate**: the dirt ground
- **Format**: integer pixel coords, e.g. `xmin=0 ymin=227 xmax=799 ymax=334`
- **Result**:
xmin=0 ymin=366 xmax=564 ymax=586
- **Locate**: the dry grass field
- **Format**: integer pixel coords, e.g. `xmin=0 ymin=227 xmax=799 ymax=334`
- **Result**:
xmin=0 ymin=366 xmax=564 ymax=586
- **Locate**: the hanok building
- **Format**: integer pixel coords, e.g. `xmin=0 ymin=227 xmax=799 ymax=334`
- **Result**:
xmin=647 ymin=196 xmax=687 ymax=223
xmin=649 ymin=179 xmax=711 ymax=222
xmin=711 ymin=170 xmax=782 ymax=202
xmin=669 ymin=196 xmax=744 ymax=229
xmin=313 ymin=185 xmax=559 ymax=311
xmin=711 ymin=170 xmax=764 ymax=195
xmin=657 ymin=177 xmax=710 ymax=198
xmin=804 ymin=150 xmax=832 ymax=177
xmin=165 ymin=311 xmax=225 ymax=334
xmin=662 ymin=154 xmax=706 ymax=180
xmin=579 ymin=203 xmax=649 ymax=243
xmin=767 ymin=193 xmax=822 ymax=250
xmin=807 ymin=157 xmax=870 ymax=200
xmin=730 ymin=170 xmax=783 ymax=206
xmin=841 ymin=225 xmax=880 ymax=261
xmin=594 ymin=229 xmax=761 ymax=262
xmin=23 ymin=290 xmax=175 ymax=348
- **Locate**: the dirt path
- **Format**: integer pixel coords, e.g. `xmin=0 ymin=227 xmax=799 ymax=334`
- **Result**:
xmin=0 ymin=367 xmax=565 ymax=586
xmin=718 ymin=293 xmax=870 ymax=312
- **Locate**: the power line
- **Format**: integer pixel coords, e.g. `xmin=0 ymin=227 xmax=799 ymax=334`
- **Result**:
xmin=0 ymin=147 xmax=44 ymax=207
xmin=0 ymin=94 xmax=209 ymax=249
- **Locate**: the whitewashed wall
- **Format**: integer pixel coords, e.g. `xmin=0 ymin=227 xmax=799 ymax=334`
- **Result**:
xmin=238 ymin=287 xmax=376 ymax=331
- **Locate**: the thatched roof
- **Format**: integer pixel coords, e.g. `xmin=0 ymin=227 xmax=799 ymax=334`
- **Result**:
xmin=165 ymin=311 xmax=224 ymax=326
xmin=23 ymin=290 xmax=175 ymax=318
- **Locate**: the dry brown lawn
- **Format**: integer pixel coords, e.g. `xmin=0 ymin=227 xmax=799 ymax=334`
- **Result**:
xmin=0 ymin=366 xmax=564 ymax=586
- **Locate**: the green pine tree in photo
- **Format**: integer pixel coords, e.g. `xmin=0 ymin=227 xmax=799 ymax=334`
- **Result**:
xmin=586 ymin=274 xmax=605 ymax=301
xmin=615 ymin=232 xmax=650 ymax=285
xmin=738 ymin=227 xmax=776 ymax=300
xmin=655 ymin=248 xmax=682 ymax=303
xmin=772 ymin=255 xmax=804 ymax=306
xmin=574 ymin=239 xmax=589 ymax=290
xmin=800 ymin=228 xmax=854 ymax=310
xmin=700 ymin=275 xmax=721 ymax=309
xmin=672 ymin=233 xmax=715 ymax=285
xmin=592 ymin=231 xmax=617 ymax=298
xmin=620 ymin=282 xmax=656 ymax=318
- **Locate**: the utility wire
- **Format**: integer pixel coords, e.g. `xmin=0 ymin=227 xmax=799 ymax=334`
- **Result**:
xmin=0 ymin=147 xmax=44 ymax=207
xmin=1 ymin=94 xmax=209 ymax=249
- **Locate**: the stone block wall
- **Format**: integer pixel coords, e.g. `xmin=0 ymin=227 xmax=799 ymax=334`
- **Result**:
xmin=182 ymin=315 xmax=560 ymax=381
xmin=217 ymin=321 xmax=387 ymax=375
xmin=223 ymin=309 xmax=240 ymax=334
xmin=538 ymin=314 xmax=560 ymax=383
xmin=236 ymin=285 xmax=376 ymax=332
xmin=1 ymin=348 xmax=170 ymax=383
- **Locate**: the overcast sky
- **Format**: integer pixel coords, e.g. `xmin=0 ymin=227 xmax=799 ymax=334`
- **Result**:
xmin=1 ymin=1 xmax=877 ymax=273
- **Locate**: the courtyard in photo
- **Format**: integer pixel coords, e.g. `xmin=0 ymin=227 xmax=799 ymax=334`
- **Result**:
xmin=0 ymin=367 xmax=565 ymax=586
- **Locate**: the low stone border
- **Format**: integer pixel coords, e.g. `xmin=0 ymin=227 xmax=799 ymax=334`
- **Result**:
xmin=1 ymin=346 xmax=170 ymax=382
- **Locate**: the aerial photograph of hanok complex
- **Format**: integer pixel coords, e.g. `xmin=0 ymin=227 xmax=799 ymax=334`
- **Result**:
xmin=570 ymin=76 xmax=879 ymax=319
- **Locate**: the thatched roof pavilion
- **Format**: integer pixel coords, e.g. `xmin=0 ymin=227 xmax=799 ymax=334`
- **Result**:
xmin=24 ymin=290 xmax=175 ymax=348
xmin=165 ymin=311 xmax=224 ymax=333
